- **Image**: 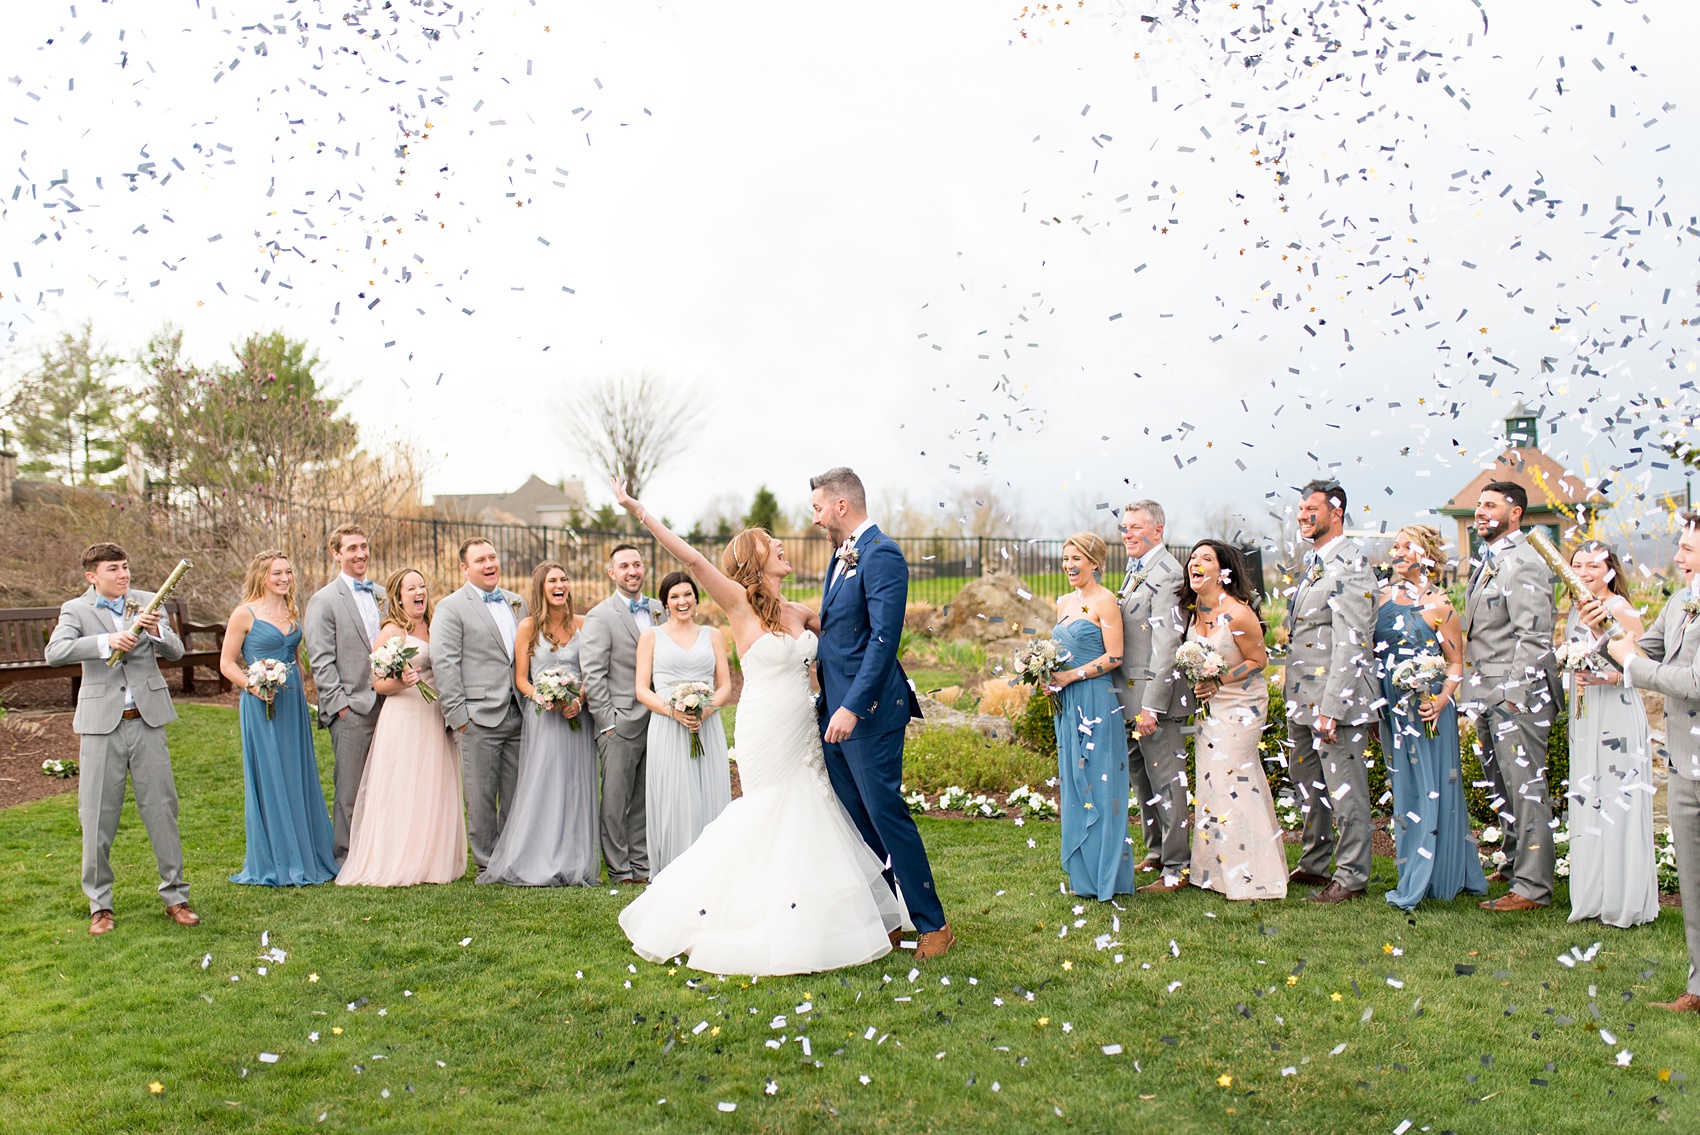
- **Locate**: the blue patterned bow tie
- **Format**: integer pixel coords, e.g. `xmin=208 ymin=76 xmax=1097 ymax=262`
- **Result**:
xmin=481 ymin=588 xmax=507 ymax=604
xmin=95 ymin=595 xmax=127 ymax=617
xmin=629 ymin=598 xmax=648 ymax=614
xmin=351 ymin=579 xmax=375 ymax=595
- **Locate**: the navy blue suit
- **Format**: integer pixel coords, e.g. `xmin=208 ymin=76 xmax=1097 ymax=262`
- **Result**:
xmin=816 ymin=525 xmax=945 ymax=933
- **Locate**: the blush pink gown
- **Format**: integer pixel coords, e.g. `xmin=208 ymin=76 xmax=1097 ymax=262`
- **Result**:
xmin=337 ymin=635 xmax=469 ymax=886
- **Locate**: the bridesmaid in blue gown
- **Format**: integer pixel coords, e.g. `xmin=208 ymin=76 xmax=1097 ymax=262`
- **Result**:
xmin=1376 ymin=525 xmax=1486 ymax=910
xmin=219 ymin=551 xmax=338 ymax=886
xmin=1049 ymin=532 xmax=1135 ymax=901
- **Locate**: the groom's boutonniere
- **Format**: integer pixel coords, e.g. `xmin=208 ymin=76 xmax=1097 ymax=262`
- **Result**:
xmin=837 ymin=545 xmax=860 ymax=572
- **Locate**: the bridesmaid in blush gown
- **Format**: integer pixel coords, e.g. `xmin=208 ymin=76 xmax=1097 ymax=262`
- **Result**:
xmin=479 ymin=561 xmax=601 ymax=887
xmin=1048 ymin=532 xmax=1134 ymax=901
xmin=219 ymin=551 xmax=338 ymax=887
xmin=1562 ymin=540 xmax=1659 ymax=927
xmin=637 ymin=570 xmax=733 ymax=878
xmin=338 ymin=568 xmax=468 ymax=887
xmin=1375 ymin=525 xmax=1486 ymax=910
xmin=1183 ymin=540 xmax=1287 ymax=901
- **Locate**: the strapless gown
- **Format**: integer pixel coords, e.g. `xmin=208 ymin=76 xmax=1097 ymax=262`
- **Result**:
xmin=618 ymin=631 xmax=902 ymax=976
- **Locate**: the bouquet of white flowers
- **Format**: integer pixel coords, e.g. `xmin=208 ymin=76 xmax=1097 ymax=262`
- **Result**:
xmin=1554 ymin=640 xmax=1609 ymax=718
xmin=1388 ymin=651 xmax=1448 ymax=737
xmin=369 ymin=638 xmax=438 ymax=702
xmin=245 ymin=658 xmax=290 ymax=720
xmin=1173 ymin=639 xmax=1227 ymax=717
xmin=668 ymin=680 xmax=717 ymax=757
xmin=533 ymin=667 xmax=585 ymax=730
xmin=1011 ymin=636 xmax=1068 ymax=710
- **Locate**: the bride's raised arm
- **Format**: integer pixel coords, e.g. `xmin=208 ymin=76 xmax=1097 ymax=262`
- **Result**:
xmin=610 ymin=477 xmax=752 ymax=622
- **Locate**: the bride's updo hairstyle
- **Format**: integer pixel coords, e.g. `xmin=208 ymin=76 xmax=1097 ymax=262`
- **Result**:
xmin=1395 ymin=524 xmax=1447 ymax=583
xmin=720 ymin=527 xmax=787 ymax=634
xmin=1062 ymin=532 xmax=1108 ymax=578
xmin=380 ymin=567 xmax=434 ymax=636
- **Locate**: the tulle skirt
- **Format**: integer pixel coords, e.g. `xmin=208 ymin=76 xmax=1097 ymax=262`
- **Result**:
xmin=337 ymin=687 xmax=468 ymax=887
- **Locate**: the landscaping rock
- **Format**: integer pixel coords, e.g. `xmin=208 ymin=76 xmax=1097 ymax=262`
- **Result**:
xmin=934 ymin=571 xmax=1055 ymax=643
xmin=905 ymin=694 xmax=1020 ymax=744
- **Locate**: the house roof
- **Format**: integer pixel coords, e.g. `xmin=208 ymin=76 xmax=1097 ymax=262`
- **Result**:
xmin=434 ymin=474 xmax=587 ymax=524
xmin=1439 ymin=446 xmax=1609 ymax=516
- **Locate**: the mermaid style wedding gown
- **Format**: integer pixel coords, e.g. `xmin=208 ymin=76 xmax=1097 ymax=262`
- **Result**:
xmin=618 ymin=631 xmax=903 ymax=976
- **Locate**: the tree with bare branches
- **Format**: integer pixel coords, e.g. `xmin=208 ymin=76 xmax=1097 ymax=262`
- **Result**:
xmin=554 ymin=372 xmax=696 ymax=507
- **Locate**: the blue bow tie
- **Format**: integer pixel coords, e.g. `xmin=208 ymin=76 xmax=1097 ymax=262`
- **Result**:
xmin=95 ymin=595 xmax=127 ymax=617
xmin=351 ymin=579 xmax=375 ymax=595
xmin=629 ymin=598 xmax=648 ymax=614
xmin=1303 ymin=550 xmax=1320 ymax=568
xmin=481 ymin=588 xmax=507 ymax=604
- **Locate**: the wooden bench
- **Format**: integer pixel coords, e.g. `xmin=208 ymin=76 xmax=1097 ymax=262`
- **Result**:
xmin=0 ymin=597 xmax=230 ymax=701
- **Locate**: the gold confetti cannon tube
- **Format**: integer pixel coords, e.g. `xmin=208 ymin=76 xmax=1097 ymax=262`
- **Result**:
xmin=1523 ymin=528 xmax=1630 ymax=644
xmin=106 ymin=559 xmax=194 ymax=667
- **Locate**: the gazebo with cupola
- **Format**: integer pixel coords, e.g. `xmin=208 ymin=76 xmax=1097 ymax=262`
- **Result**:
xmin=1438 ymin=402 xmax=1611 ymax=564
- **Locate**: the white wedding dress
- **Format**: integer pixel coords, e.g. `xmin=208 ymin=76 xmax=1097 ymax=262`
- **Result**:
xmin=618 ymin=631 xmax=903 ymax=975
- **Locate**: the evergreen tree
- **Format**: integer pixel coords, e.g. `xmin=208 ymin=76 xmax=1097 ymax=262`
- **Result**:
xmin=7 ymin=322 xmax=124 ymax=485
xmin=744 ymin=485 xmax=782 ymax=532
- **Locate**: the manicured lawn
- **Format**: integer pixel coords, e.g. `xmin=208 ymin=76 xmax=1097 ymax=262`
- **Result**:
xmin=1 ymin=704 xmax=1694 ymax=1134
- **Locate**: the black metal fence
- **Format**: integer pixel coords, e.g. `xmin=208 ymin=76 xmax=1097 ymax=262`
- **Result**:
xmin=149 ymin=498 xmax=1267 ymax=612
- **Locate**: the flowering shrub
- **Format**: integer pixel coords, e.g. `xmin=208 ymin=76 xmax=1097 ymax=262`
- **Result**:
xmin=1007 ymin=784 xmax=1058 ymax=820
xmin=1657 ymin=826 xmax=1680 ymax=893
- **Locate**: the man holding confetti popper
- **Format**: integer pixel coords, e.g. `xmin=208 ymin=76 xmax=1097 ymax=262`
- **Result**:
xmin=44 ymin=543 xmax=200 ymax=936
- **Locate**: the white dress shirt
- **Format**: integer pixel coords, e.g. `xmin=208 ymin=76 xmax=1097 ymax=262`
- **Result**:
xmin=474 ymin=584 xmax=519 ymax=658
xmin=342 ymin=572 xmax=382 ymax=643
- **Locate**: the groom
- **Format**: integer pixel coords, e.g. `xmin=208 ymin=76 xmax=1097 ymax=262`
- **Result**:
xmin=810 ymin=466 xmax=953 ymax=960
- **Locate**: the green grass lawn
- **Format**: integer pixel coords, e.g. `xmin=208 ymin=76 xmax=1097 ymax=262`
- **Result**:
xmin=2 ymin=705 xmax=1695 ymax=1134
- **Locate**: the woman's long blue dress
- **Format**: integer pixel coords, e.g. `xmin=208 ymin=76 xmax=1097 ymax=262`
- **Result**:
xmin=231 ymin=613 xmax=339 ymax=886
xmin=1051 ymin=617 xmax=1135 ymax=900
xmin=1375 ymin=598 xmax=1487 ymax=910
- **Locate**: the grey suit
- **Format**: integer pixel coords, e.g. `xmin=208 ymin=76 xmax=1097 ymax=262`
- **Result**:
xmin=1284 ymin=537 xmax=1379 ymax=891
xmin=581 ymin=592 xmax=662 ymax=880
xmin=1462 ymin=529 xmax=1561 ymax=905
xmin=431 ymin=582 xmax=529 ymax=868
xmin=1623 ymin=591 xmax=1700 ymax=995
xmin=44 ymin=588 xmax=191 ymax=914
xmin=304 ymin=576 xmax=387 ymax=861
xmin=1115 ymin=548 xmax=1191 ymax=874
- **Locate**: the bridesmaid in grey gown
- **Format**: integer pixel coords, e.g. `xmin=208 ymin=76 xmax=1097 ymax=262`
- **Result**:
xmin=637 ymin=571 xmax=734 ymax=878
xmin=1562 ymin=540 xmax=1658 ymax=927
xmin=479 ymin=562 xmax=601 ymax=887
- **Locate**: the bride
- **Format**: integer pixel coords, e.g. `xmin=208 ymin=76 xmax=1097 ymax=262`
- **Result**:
xmin=609 ymin=478 xmax=905 ymax=976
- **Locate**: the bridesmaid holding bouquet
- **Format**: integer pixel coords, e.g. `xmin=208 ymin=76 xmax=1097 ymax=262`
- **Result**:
xmin=338 ymin=568 xmax=468 ymax=887
xmin=219 ymin=552 xmax=338 ymax=887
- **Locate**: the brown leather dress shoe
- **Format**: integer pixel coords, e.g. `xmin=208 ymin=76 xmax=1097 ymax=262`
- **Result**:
xmin=1136 ymin=856 xmax=1162 ymax=874
xmin=165 ymin=903 xmax=201 ymax=927
xmin=888 ymin=928 xmax=907 ymax=950
xmin=1484 ymin=869 xmax=1509 ymax=884
xmin=1137 ymin=875 xmax=1186 ymax=894
xmin=914 ymin=925 xmax=956 ymax=960
xmin=1478 ymin=892 xmax=1545 ymax=912
xmin=1288 ymin=869 xmax=1332 ymax=888
xmin=1305 ymin=881 xmax=1367 ymax=905
xmin=89 ymin=910 xmax=115 ymax=936
xmin=1651 ymin=992 xmax=1700 ymax=1013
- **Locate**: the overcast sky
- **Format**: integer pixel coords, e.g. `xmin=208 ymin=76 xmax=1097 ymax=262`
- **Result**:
xmin=3 ymin=0 xmax=1697 ymax=550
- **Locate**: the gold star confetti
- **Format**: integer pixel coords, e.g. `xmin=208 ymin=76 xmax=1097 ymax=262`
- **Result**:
xmin=1062 ymin=960 xmax=1073 ymax=971
xmin=148 ymin=1082 xmax=164 ymax=1095
xmin=1331 ymin=992 xmax=1343 ymax=1002
xmin=1286 ymin=975 xmax=1299 ymax=986
xmin=1217 ymin=1074 xmax=1233 ymax=1087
